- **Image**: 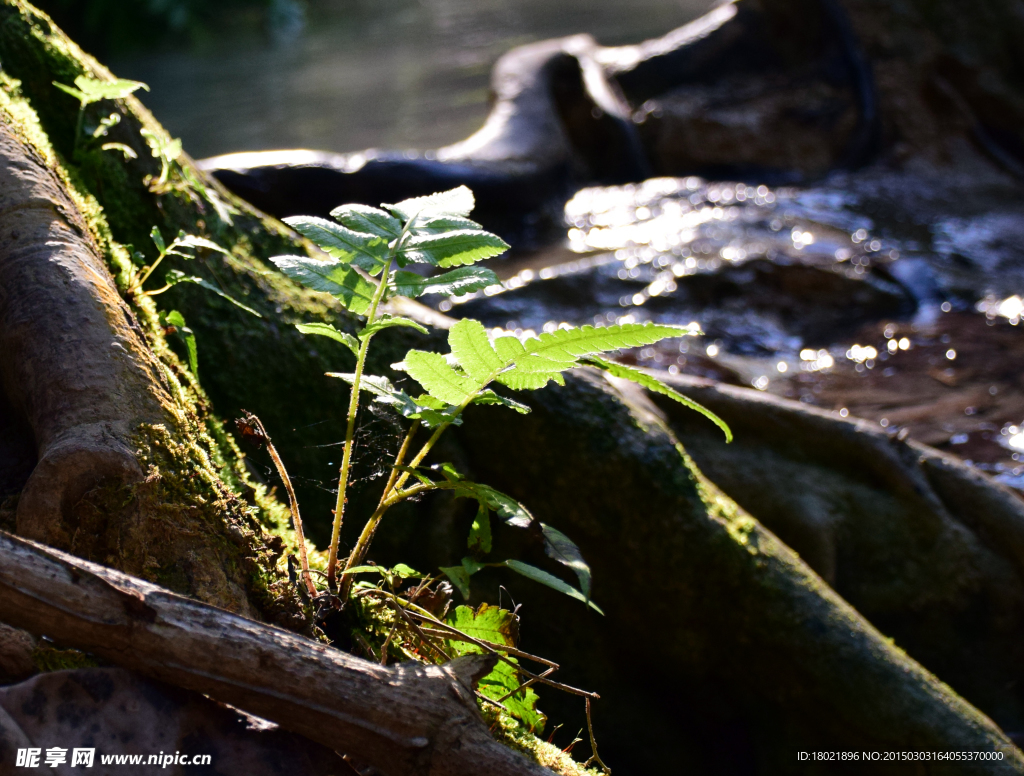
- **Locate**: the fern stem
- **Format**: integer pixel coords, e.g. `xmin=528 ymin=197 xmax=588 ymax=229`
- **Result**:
xmin=337 ymin=389 xmax=482 ymax=600
xmin=133 ymin=248 xmax=167 ymax=295
xmin=326 ymin=257 xmax=394 ymax=592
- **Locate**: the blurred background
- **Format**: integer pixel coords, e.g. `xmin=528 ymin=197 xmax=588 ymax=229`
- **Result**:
xmin=36 ymin=0 xmax=718 ymax=157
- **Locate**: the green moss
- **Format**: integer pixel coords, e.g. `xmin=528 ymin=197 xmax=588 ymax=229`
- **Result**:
xmin=483 ymin=706 xmax=606 ymax=776
xmin=31 ymin=643 xmax=99 ymax=673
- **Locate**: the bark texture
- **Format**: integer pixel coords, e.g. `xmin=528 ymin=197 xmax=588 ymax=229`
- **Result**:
xmin=0 ymin=530 xmax=555 ymax=776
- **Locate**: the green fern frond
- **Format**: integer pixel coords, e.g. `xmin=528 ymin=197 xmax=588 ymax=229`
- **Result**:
xmin=585 ymin=356 xmax=733 ymax=442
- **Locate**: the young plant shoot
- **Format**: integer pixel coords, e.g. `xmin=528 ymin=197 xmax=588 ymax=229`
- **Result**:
xmin=270 ymin=185 xmax=731 ymax=609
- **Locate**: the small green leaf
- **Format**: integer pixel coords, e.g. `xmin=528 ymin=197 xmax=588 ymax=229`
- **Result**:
xmin=284 ymin=216 xmax=389 ymax=274
xmin=402 ymin=350 xmax=478 ymax=406
xmin=440 ymin=565 xmax=472 ymax=599
xmin=169 ymin=234 xmax=231 ymax=256
xmin=53 ymin=82 xmax=87 ymax=104
xmin=449 ymin=319 xmax=503 ymax=382
xmin=472 ymin=390 xmax=531 ymax=414
xmin=100 ymin=142 xmax=136 ymax=160
xmin=73 ymin=75 xmax=148 ymax=103
xmin=360 ymin=314 xmax=429 ymax=338
xmin=585 ymin=355 xmax=732 ymax=442
xmin=330 ymin=204 xmax=401 ymax=240
xmin=449 ymin=482 xmax=533 ymax=526
xmin=461 ymin=556 xmax=485 ymax=576
xmin=325 ymin=375 xmax=461 ymax=428
xmin=164 ymin=270 xmax=263 ymax=317
xmin=295 ymin=322 xmax=359 ymax=356
xmin=340 ymin=565 xmax=385 ymax=576
xmin=55 ymin=76 xmax=148 ymax=107
xmin=162 ymin=310 xmax=198 ymax=376
xmin=393 ymin=465 xmax=437 ymax=487
xmin=270 ymin=255 xmax=377 ymax=314
xmin=391 ymin=563 xmax=424 ymax=578
xmin=539 ymin=523 xmax=591 ymax=600
xmin=165 ymin=310 xmax=186 ymax=328
xmin=502 ymin=560 xmax=603 ymax=614
xmin=141 ymin=129 xmax=182 ymax=163
xmin=398 ymin=230 xmax=510 ymax=268
xmin=324 ymin=373 xmax=396 ymax=397
xmin=468 ymin=504 xmax=492 ymax=554
xmin=150 ymin=226 xmax=166 ymax=255
xmin=391 ymin=266 xmax=499 ymax=297
xmin=385 ymin=185 xmax=475 ymax=221
xmin=92 ymin=112 xmax=120 ymax=138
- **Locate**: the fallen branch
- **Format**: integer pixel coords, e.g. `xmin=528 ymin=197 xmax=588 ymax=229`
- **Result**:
xmin=0 ymin=530 xmax=555 ymax=776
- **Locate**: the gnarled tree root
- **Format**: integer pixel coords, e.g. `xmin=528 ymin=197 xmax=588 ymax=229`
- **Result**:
xmin=0 ymin=530 xmax=555 ymax=776
xmin=0 ymin=117 xmax=169 ymax=547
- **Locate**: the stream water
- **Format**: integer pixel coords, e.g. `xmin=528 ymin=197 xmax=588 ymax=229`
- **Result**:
xmin=111 ymin=1 xmax=1024 ymax=488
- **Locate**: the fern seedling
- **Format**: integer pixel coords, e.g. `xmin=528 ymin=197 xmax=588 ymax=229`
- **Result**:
xmin=54 ymin=75 xmax=147 ymax=161
xmin=131 ymin=226 xmax=261 ymax=316
xmin=270 ymin=185 xmax=731 ymax=608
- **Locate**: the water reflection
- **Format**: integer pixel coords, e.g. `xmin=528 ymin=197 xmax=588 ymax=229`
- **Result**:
xmin=111 ymin=0 xmax=716 ymax=159
xmin=445 ymin=174 xmax=1024 ymax=486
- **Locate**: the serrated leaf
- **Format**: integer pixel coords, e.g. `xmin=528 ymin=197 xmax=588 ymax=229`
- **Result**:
xmin=468 ymin=504 xmax=492 ymax=554
xmin=444 ymin=604 xmax=541 ymax=732
xmin=391 ymin=266 xmax=499 ymax=298
xmin=411 ymin=215 xmax=483 ymax=234
xmin=494 ymin=368 xmax=565 ymax=391
xmin=440 ymin=565 xmax=472 ymax=599
xmin=449 ymin=319 xmax=504 ymax=382
xmin=284 ymin=216 xmax=389 ymax=274
xmin=526 ymin=322 xmax=689 ymax=363
xmin=472 ymin=390 xmax=530 ymax=414
xmin=295 ymin=322 xmax=359 ymax=356
xmin=164 ymin=270 xmax=262 ymax=317
xmin=386 ymin=185 xmax=475 ymax=221
xmin=329 ymin=204 xmax=401 ymax=240
xmin=270 ymin=255 xmax=377 ymax=314
xmin=446 ymin=603 xmax=518 ymax=649
xmin=539 ymin=524 xmax=591 ymax=600
xmin=360 ymin=314 xmax=429 ymax=338
xmin=398 ymin=230 xmax=510 ymax=268
xmin=503 ymin=560 xmax=603 ymax=614
xmin=493 ymin=335 xmax=526 ymax=362
xmin=585 ymin=355 xmax=733 ymax=442
xmin=402 ymin=350 xmax=477 ymax=405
